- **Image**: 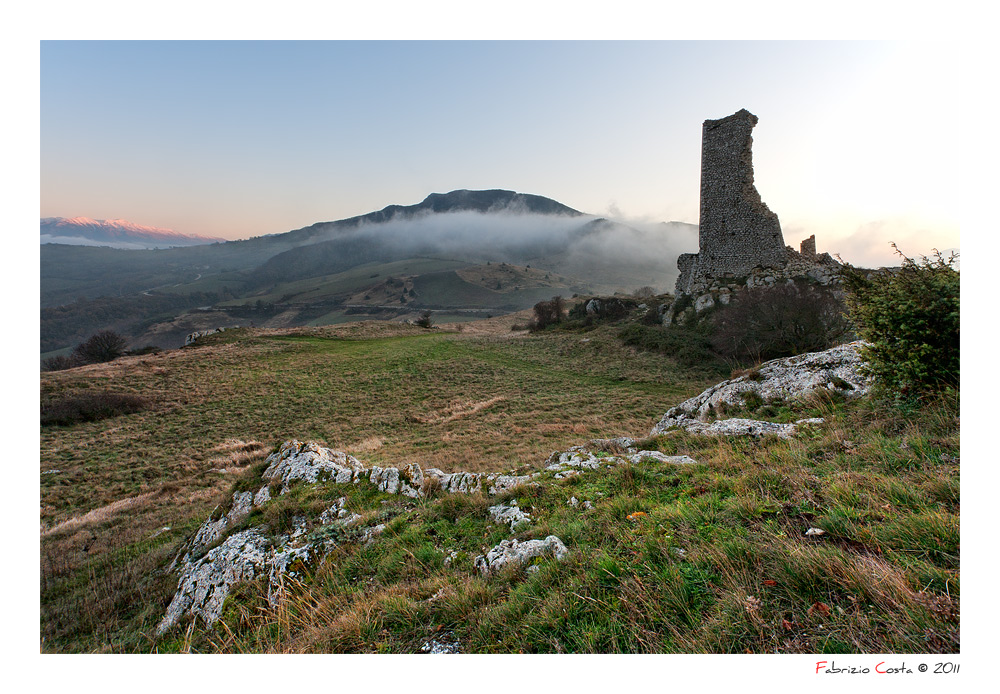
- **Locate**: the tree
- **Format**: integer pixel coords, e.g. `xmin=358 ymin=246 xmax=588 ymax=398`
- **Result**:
xmin=840 ymin=247 xmax=959 ymax=397
xmin=72 ymin=330 xmax=129 ymax=364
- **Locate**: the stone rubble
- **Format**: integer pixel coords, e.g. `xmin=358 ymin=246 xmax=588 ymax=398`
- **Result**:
xmin=488 ymin=501 xmax=532 ymax=531
xmin=420 ymin=633 xmax=462 ymax=654
xmin=474 ymin=536 xmax=569 ymax=576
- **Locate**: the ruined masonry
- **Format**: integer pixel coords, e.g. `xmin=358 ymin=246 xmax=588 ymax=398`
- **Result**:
xmin=666 ymin=109 xmax=840 ymax=325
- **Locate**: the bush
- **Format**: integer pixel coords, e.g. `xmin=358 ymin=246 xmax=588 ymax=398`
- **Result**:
xmin=414 ymin=311 xmax=433 ymax=329
xmin=42 ymin=355 xmax=83 ymax=372
xmin=567 ymin=297 xmax=638 ymax=322
xmin=840 ymin=247 xmax=959 ymax=397
xmin=710 ymin=280 xmax=850 ymax=363
xmin=72 ymin=330 xmax=129 ymax=365
xmin=41 ymin=391 xmax=152 ymax=426
xmin=127 ymin=345 xmax=162 ymax=356
xmin=530 ymin=296 xmax=565 ymax=331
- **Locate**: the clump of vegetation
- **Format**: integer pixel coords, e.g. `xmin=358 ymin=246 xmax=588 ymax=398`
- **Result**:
xmin=43 ymin=330 xmax=134 ymax=371
xmin=414 ymin=311 xmax=434 ymax=329
xmin=74 ymin=330 xmax=129 ymax=364
xmin=710 ymin=280 xmax=850 ymax=363
xmin=529 ymin=296 xmax=565 ymax=331
xmin=840 ymin=247 xmax=959 ymax=398
xmin=567 ymin=296 xmax=639 ymax=323
xmin=41 ymin=391 xmax=152 ymax=426
xmin=42 ymin=354 xmax=82 ymax=372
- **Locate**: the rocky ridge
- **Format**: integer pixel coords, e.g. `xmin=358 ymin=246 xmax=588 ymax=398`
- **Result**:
xmin=651 ymin=341 xmax=868 ymax=437
xmin=157 ymin=437 xmax=688 ymax=635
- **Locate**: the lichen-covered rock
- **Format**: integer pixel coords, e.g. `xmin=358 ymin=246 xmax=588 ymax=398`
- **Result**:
xmin=157 ymin=529 xmax=271 ymax=635
xmin=488 ymin=501 xmax=532 ymax=531
xmin=253 ymin=485 xmax=271 ymax=507
xmin=267 ymin=544 xmax=311 ymax=605
xmin=545 ymin=448 xmax=608 ymax=477
xmin=652 ymin=342 xmax=868 ymax=437
xmin=262 ymin=440 xmax=366 ymax=492
xmin=433 ymin=470 xmax=484 ymax=494
xmin=663 ymin=417 xmax=824 ymax=439
xmin=319 ymin=497 xmax=359 ymax=525
xmin=627 ymin=451 xmax=699 ymax=465
xmin=474 ymin=536 xmax=569 ymax=575
xmin=370 ymin=463 xmax=425 ymax=498
xmin=487 ymin=474 xmax=534 ymax=495
xmin=183 ymin=490 xmax=256 ymax=560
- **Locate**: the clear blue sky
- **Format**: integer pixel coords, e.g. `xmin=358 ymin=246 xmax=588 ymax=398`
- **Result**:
xmin=41 ymin=40 xmax=960 ymax=266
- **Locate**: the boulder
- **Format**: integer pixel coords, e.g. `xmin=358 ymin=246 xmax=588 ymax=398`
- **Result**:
xmin=652 ymin=342 xmax=869 ymax=437
xmin=488 ymin=501 xmax=532 ymax=531
xmin=262 ymin=440 xmax=366 ymax=492
xmin=474 ymin=536 xmax=569 ymax=575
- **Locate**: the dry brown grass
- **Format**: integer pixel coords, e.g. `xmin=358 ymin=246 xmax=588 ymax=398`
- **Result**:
xmin=413 ymin=396 xmax=506 ymax=424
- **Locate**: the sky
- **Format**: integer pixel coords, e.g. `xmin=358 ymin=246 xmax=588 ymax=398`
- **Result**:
xmin=40 ymin=40 xmax=960 ymax=267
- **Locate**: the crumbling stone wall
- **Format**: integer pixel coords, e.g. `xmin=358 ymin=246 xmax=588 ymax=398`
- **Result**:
xmin=800 ymin=234 xmax=816 ymax=258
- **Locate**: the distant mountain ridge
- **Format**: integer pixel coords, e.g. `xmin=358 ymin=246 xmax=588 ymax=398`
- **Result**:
xmin=286 ymin=189 xmax=583 ymax=243
xmin=41 ymin=188 xmax=699 ymax=354
xmin=41 ymin=216 xmax=226 ymax=249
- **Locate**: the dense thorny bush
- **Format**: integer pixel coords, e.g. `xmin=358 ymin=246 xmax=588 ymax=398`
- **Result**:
xmin=710 ymin=280 xmax=850 ymax=363
xmin=530 ymin=296 xmax=565 ymax=331
xmin=840 ymin=247 xmax=959 ymax=397
xmin=41 ymin=391 xmax=152 ymax=426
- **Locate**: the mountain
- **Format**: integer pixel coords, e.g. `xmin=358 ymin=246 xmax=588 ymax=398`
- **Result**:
xmin=41 ymin=189 xmax=698 ymax=355
xmin=41 ymin=217 xmax=226 ymax=249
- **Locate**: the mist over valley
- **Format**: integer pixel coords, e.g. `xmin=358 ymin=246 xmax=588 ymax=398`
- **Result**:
xmin=40 ymin=189 xmax=697 ymax=356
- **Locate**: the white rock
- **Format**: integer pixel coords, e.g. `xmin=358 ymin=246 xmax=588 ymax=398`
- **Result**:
xmin=157 ymin=529 xmax=270 ymax=635
xmin=263 ymin=440 xmax=366 ymax=492
xmin=474 ymin=536 xmax=569 ymax=575
xmin=253 ymin=485 xmax=271 ymax=507
xmin=652 ymin=342 xmax=868 ymax=437
xmin=627 ymin=451 xmax=699 ymax=465
xmin=488 ymin=502 xmax=532 ymax=531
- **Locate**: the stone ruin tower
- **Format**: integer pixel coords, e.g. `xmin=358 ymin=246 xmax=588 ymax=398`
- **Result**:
xmin=665 ymin=109 xmax=840 ymax=324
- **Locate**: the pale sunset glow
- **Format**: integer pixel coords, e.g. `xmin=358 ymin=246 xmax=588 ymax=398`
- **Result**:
xmin=41 ymin=40 xmax=959 ymax=268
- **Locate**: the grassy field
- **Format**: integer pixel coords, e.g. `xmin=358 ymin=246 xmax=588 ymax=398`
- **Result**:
xmin=38 ymin=316 xmax=959 ymax=654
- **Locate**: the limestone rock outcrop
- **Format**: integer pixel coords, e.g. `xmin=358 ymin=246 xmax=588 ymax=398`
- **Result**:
xmin=652 ymin=342 xmax=869 ymax=437
xmin=157 ymin=437 xmax=703 ymax=635
xmin=474 ymin=536 xmax=569 ymax=575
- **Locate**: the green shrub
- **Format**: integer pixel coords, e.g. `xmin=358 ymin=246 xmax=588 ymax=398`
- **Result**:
xmin=840 ymin=247 xmax=959 ymax=397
